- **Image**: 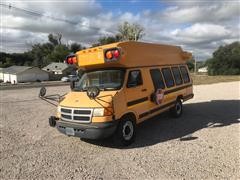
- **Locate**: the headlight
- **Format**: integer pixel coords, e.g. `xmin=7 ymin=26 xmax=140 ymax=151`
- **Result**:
xmin=93 ymin=108 xmax=104 ymax=116
xmin=57 ymin=106 xmax=61 ymax=113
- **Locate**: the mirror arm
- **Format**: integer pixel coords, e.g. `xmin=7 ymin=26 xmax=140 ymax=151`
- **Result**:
xmin=39 ymin=87 xmax=66 ymax=106
xmin=39 ymin=97 xmax=58 ymax=107
xmin=96 ymin=95 xmax=113 ymax=105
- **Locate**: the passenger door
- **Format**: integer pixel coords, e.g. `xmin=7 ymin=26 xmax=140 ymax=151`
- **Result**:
xmin=124 ymin=69 xmax=150 ymax=120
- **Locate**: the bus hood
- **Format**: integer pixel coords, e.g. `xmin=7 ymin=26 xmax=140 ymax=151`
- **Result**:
xmin=59 ymin=91 xmax=117 ymax=108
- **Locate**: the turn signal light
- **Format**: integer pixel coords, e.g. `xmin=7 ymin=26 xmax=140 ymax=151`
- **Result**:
xmin=104 ymin=48 xmax=120 ymax=61
xmin=65 ymin=55 xmax=77 ymax=65
xmin=106 ymin=51 xmax=113 ymax=59
xmin=72 ymin=56 xmax=77 ymax=64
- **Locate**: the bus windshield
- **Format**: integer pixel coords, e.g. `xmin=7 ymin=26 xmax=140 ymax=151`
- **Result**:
xmin=73 ymin=69 xmax=125 ymax=91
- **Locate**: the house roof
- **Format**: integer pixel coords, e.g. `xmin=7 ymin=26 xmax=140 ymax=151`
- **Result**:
xmin=2 ymin=66 xmax=32 ymax=74
xmin=198 ymin=66 xmax=208 ymax=69
xmin=42 ymin=62 xmax=70 ymax=72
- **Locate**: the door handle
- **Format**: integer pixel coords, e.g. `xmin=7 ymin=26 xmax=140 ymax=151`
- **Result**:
xmin=142 ymin=89 xmax=147 ymax=92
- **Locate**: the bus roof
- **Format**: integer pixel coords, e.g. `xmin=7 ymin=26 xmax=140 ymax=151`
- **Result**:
xmin=75 ymin=41 xmax=192 ymax=69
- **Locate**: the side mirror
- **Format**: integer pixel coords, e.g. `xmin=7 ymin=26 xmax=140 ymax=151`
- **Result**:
xmin=39 ymin=87 xmax=46 ymax=97
xmin=87 ymin=86 xmax=100 ymax=99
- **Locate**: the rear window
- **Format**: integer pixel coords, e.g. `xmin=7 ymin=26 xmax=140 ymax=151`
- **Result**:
xmin=180 ymin=66 xmax=190 ymax=83
xmin=162 ymin=68 xmax=175 ymax=88
xmin=171 ymin=67 xmax=183 ymax=85
xmin=150 ymin=69 xmax=165 ymax=90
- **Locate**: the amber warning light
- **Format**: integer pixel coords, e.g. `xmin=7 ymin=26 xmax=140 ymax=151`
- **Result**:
xmin=65 ymin=55 xmax=77 ymax=65
xmin=104 ymin=48 xmax=120 ymax=61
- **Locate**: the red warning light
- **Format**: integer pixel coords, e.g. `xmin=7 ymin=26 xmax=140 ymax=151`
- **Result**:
xmin=105 ymin=48 xmax=120 ymax=61
xmin=65 ymin=55 xmax=77 ymax=65
xmin=113 ymin=50 xmax=120 ymax=58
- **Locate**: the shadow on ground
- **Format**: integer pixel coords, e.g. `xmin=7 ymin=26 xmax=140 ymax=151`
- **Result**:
xmin=83 ymin=100 xmax=240 ymax=149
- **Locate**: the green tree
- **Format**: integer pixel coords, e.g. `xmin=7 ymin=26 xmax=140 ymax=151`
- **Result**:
xmin=2 ymin=57 xmax=14 ymax=67
xmin=30 ymin=43 xmax=54 ymax=67
xmin=48 ymin=33 xmax=62 ymax=46
xmin=92 ymin=21 xmax=145 ymax=47
xmin=48 ymin=44 xmax=70 ymax=63
xmin=0 ymin=33 xmax=84 ymax=68
xmin=48 ymin=34 xmax=59 ymax=46
xmin=0 ymin=52 xmax=12 ymax=67
xmin=207 ymin=42 xmax=240 ymax=75
xmin=118 ymin=21 xmax=144 ymax=41
xmin=70 ymin=43 xmax=83 ymax=53
xmin=92 ymin=35 xmax=122 ymax=47
xmin=187 ymin=59 xmax=195 ymax=72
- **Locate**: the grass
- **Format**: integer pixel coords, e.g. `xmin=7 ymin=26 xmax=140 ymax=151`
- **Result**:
xmin=191 ymin=74 xmax=240 ymax=85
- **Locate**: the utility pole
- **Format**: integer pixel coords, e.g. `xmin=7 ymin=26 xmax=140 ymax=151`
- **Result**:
xmin=194 ymin=55 xmax=197 ymax=75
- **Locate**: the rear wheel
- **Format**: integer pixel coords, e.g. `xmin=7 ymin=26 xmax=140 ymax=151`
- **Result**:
xmin=170 ymin=99 xmax=183 ymax=118
xmin=114 ymin=115 xmax=136 ymax=146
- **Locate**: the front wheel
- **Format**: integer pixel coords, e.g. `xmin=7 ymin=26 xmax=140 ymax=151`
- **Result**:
xmin=170 ymin=99 xmax=183 ymax=118
xmin=114 ymin=116 xmax=136 ymax=146
xmin=49 ymin=116 xmax=56 ymax=127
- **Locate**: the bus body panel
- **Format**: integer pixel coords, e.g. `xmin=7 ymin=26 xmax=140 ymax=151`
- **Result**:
xmin=54 ymin=41 xmax=193 ymax=139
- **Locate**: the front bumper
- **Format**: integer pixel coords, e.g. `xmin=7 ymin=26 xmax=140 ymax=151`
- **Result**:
xmin=56 ymin=119 xmax=118 ymax=139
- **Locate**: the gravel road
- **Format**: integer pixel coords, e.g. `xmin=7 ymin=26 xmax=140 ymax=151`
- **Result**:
xmin=0 ymin=81 xmax=239 ymax=179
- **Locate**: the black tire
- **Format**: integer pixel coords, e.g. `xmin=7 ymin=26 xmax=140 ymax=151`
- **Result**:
xmin=114 ymin=115 xmax=136 ymax=146
xmin=170 ymin=99 xmax=183 ymax=118
xmin=49 ymin=116 xmax=56 ymax=127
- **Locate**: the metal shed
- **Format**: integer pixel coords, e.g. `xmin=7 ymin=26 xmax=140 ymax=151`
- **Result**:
xmin=0 ymin=68 xmax=3 ymax=81
xmin=2 ymin=66 xmax=49 ymax=84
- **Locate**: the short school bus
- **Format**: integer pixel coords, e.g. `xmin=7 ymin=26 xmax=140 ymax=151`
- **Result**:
xmin=49 ymin=41 xmax=194 ymax=146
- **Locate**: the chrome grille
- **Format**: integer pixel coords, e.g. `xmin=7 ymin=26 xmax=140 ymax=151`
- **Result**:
xmin=60 ymin=107 xmax=93 ymax=123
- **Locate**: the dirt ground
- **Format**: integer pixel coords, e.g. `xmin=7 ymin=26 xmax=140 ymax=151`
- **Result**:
xmin=0 ymin=81 xmax=239 ymax=179
xmin=191 ymin=74 xmax=240 ymax=85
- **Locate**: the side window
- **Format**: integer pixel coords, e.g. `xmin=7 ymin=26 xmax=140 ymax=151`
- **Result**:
xmin=162 ymin=68 xmax=175 ymax=88
xmin=171 ymin=67 xmax=183 ymax=85
xmin=180 ymin=66 xmax=190 ymax=83
xmin=150 ymin=68 xmax=165 ymax=90
xmin=127 ymin=70 xmax=143 ymax=88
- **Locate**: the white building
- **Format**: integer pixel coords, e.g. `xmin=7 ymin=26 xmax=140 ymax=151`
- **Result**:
xmin=42 ymin=62 xmax=76 ymax=80
xmin=0 ymin=68 xmax=3 ymax=81
xmin=198 ymin=67 xmax=208 ymax=73
xmin=42 ymin=62 xmax=74 ymax=75
xmin=2 ymin=66 xmax=49 ymax=84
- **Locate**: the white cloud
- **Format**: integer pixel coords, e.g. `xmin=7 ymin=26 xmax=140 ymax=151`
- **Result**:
xmin=5 ymin=0 xmax=102 ymax=18
xmin=1 ymin=0 xmax=239 ymax=60
xmin=172 ymin=23 xmax=231 ymax=41
xmin=147 ymin=2 xmax=239 ymax=25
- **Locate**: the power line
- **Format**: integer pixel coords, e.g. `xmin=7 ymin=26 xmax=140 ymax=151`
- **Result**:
xmin=0 ymin=3 xmax=99 ymax=29
xmin=1 ymin=3 xmax=101 ymax=31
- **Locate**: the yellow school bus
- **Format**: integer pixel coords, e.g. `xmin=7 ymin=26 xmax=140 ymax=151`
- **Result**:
xmin=48 ymin=41 xmax=193 ymax=146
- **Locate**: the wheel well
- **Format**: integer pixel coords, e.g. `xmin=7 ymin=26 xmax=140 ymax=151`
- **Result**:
xmin=121 ymin=112 xmax=137 ymax=122
xmin=177 ymin=95 xmax=183 ymax=101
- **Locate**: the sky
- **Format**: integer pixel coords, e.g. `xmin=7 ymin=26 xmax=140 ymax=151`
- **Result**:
xmin=0 ymin=0 xmax=239 ymax=61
